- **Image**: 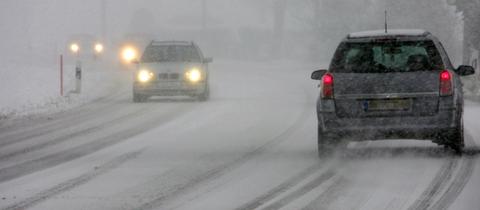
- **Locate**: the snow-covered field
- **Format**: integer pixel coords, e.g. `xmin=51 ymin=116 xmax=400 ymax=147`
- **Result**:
xmin=0 ymin=60 xmax=479 ymax=210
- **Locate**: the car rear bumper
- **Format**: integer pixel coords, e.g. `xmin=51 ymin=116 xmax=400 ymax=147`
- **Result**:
xmin=319 ymin=109 xmax=458 ymax=141
xmin=133 ymin=81 xmax=207 ymax=96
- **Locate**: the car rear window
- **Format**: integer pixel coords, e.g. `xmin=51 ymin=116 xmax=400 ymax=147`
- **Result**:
xmin=141 ymin=45 xmax=202 ymax=63
xmin=330 ymin=40 xmax=444 ymax=73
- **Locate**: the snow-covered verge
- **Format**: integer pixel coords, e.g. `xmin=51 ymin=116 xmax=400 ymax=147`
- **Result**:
xmin=0 ymin=61 xmax=127 ymax=121
xmin=463 ymin=77 xmax=480 ymax=101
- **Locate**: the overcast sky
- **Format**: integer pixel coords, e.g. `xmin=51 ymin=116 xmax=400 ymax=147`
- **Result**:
xmin=0 ymin=0 xmax=463 ymax=66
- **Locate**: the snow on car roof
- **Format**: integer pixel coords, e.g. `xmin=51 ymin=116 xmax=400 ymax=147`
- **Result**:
xmin=348 ymin=29 xmax=430 ymax=39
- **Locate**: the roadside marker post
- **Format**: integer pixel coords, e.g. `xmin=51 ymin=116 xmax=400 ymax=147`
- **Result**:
xmin=75 ymin=61 xmax=82 ymax=94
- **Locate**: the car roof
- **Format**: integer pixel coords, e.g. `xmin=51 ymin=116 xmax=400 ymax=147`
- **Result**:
xmin=150 ymin=41 xmax=194 ymax=46
xmin=347 ymin=29 xmax=431 ymax=39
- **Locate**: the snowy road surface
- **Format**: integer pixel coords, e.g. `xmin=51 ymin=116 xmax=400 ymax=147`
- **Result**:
xmin=0 ymin=60 xmax=479 ymax=210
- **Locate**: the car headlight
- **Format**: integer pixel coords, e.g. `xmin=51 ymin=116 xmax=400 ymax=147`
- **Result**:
xmin=137 ymin=69 xmax=154 ymax=83
xmin=122 ymin=46 xmax=138 ymax=63
xmin=185 ymin=68 xmax=202 ymax=82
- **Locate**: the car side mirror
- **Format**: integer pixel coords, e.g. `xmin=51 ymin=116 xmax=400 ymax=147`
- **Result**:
xmin=455 ymin=65 xmax=475 ymax=76
xmin=204 ymin=57 xmax=213 ymax=63
xmin=311 ymin=69 xmax=328 ymax=80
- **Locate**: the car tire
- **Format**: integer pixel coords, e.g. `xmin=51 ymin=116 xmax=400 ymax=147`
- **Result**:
xmin=447 ymin=115 xmax=464 ymax=155
xmin=133 ymin=93 xmax=148 ymax=103
xmin=197 ymin=85 xmax=210 ymax=101
xmin=437 ymin=111 xmax=464 ymax=155
xmin=317 ymin=125 xmax=343 ymax=158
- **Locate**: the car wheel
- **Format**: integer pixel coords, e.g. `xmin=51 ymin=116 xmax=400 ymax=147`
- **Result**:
xmin=133 ymin=93 xmax=148 ymax=103
xmin=197 ymin=85 xmax=210 ymax=101
xmin=447 ymin=115 xmax=464 ymax=155
xmin=133 ymin=94 xmax=140 ymax=103
xmin=438 ymin=112 xmax=464 ymax=155
xmin=317 ymin=125 xmax=343 ymax=158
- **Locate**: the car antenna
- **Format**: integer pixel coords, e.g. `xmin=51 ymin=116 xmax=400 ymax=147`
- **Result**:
xmin=384 ymin=10 xmax=388 ymax=33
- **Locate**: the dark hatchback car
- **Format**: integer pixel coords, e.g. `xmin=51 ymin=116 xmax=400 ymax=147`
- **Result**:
xmin=311 ymin=29 xmax=475 ymax=155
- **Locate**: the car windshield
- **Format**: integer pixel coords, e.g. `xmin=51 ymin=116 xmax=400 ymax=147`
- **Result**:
xmin=141 ymin=45 xmax=202 ymax=63
xmin=330 ymin=40 xmax=444 ymax=73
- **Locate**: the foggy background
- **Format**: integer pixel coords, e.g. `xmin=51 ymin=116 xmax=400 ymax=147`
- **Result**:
xmin=0 ymin=0 xmax=466 ymax=113
xmin=0 ymin=0 xmax=463 ymax=68
xmin=2 ymin=2 xmax=480 ymax=210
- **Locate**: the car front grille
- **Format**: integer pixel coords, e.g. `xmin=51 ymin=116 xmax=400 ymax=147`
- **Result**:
xmin=169 ymin=73 xmax=180 ymax=80
xmin=158 ymin=73 xmax=181 ymax=80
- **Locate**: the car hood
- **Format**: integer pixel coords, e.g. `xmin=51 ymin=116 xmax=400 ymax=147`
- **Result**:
xmin=139 ymin=62 xmax=204 ymax=73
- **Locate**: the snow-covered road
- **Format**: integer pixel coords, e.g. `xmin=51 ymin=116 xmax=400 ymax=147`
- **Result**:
xmin=0 ymin=60 xmax=479 ymax=210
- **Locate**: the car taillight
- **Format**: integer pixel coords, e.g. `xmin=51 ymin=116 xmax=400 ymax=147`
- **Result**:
xmin=321 ymin=73 xmax=334 ymax=99
xmin=440 ymin=70 xmax=453 ymax=96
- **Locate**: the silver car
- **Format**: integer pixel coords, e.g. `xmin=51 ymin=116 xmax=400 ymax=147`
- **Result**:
xmin=311 ymin=29 xmax=475 ymax=156
xmin=133 ymin=41 xmax=212 ymax=102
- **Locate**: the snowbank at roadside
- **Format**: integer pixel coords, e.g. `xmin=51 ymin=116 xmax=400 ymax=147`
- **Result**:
xmin=0 ymin=62 xmax=126 ymax=120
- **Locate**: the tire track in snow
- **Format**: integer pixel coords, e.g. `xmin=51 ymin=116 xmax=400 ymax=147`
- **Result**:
xmin=256 ymin=147 xmax=463 ymax=210
xmin=137 ymin=91 xmax=313 ymax=210
xmin=429 ymin=156 xmax=475 ymax=210
xmin=426 ymin=132 xmax=477 ymax=210
xmin=0 ymin=90 xmax=129 ymax=148
xmin=235 ymin=163 xmax=325 ymax=210
xmin=407 ymin=132 xmax=477 ymax=210
xmin=258 ymin=169 xmax=337 ymax=210
xmin=0 ymin=87 xmax=127 ymax=135
xmin=299 ymin=146 xmax=476 ymax=210
xmin=301 ymin=177 xmax=352 ymax=210
xmin=0 ymin=104 xmax=193 ymax=184
xmin=406 ymin=158 xmax=459 ymax=210
xmin=1 ymin=149 xmax=144 ymax=210
xmin=249 ymin=109 xmax=480 ymax=210
xmin=255 ymin=155 xmax=353 ymax=210
xmin=0 ymin=106 xmax=148 ymax=162
xmin=0 ymin=105 xmax=109 ymax=148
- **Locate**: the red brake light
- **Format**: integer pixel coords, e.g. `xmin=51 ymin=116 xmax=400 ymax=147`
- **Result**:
xmin=440 ymin=70 xmax=453 ymax=96
xmin=322 ymin=73 xmax=334 ymax=99
xmin=323 ymin=74 xmax=333 ymax=84
xmin=440 ymin=71 xmax=451 ymax=81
